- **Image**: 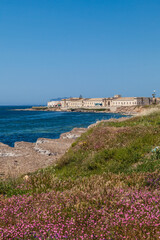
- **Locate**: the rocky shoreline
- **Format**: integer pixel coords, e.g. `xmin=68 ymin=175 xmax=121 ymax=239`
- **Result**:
xmin=0 ymin=116 xmax=131 ymax=180
xmin=2 ymin=104 xmax=157 ymax=180
xmin=15 ymin=105 xmax=146 ymax=115
xmin=0 ymin=127 xmax=87 ymax=179
xmin=1 ymin=105 xmax=156 ymax=180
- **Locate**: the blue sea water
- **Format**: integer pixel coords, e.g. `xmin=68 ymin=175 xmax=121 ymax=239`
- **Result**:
xmin=0 ymin=106 xmax=127 ymax=147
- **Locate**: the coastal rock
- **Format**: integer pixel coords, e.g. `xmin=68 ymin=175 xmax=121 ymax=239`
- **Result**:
xmin=0 ymin=127 xmax=87 ymax=179
xmin=34 ymin=147 xmax=52 ymax=156
xmin=112 ymin=106 xmax=145 ymax=115
xmin=0 ymin=152 xmax=21 ymax=157
xmin=34 ymin=139 xmax=53 ymax=156
xmin=60 ymin=128 xmax=86 ymax=139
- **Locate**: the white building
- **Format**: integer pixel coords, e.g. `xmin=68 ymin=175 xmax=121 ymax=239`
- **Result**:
xmin=61 ymin=98 xmax=84 ymax=108
xmin=47 ymin=100 xmax=62 ymax=107
xmin=111 ymin=97 xmax=152 ymax=107
xmin=47 ymin=95 xmax=152 ymax=109
xmin=83 ymin=98 xmax=104 ymax=108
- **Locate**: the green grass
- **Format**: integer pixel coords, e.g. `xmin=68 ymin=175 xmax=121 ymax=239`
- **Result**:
xmin=54 ymin=112 xmax=160 ymax=177
xmin=0 ymin=110 xmax=160 ymax=197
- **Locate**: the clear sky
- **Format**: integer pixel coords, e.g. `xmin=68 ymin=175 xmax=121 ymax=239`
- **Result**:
xmin=0 ymin=0 xmax=160 ymax=105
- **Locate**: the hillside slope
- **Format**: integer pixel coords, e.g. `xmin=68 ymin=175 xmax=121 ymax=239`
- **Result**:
xmin=0 ymin=110 xmax=160 ymax=239
xmin=55 ymin=110 xmax=160 ymax=178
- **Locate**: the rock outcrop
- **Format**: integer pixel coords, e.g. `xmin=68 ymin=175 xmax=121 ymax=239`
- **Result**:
xmin=0 ymin=128 xmax=87 ymax=179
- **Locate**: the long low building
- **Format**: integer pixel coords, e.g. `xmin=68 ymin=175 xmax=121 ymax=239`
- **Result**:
xmin=47 ymin=95 xmax=153 ymax=109
xmin=48 ymin=97 xmax=113 ymax=108
xmin=112 ymin=97 xmax=152 ymax=107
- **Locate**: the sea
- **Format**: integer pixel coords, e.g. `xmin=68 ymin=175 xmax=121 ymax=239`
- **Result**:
xmin=0 ymin=106 xmax=127 ymax=147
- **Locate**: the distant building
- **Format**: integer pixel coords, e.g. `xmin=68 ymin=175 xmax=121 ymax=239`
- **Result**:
xmin=83 ymin=98 xmax=103 ymax=108
xmin=47 ymin=100 xmax=61 ymax=107
xmin=112 ymin=97 xmax=152 ymax=107
xmin=47 ymin=95 xmax=152 ymax=109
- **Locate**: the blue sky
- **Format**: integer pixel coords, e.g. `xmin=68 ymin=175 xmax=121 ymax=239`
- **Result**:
xmin=0 ymin=0 xmax=160 ymax=105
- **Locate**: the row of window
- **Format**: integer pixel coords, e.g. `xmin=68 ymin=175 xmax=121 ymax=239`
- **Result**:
xmin=68 ymin=102 xmax=102 ymax=106
xmin=113 ymin=101 xmax=137 ymax=105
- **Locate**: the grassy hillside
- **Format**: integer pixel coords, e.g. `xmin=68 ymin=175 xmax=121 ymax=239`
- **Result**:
xmin=0 ymin=110 xmax=160 ymax=239
xmin=52 ymin=109 xmax=160 ymax=179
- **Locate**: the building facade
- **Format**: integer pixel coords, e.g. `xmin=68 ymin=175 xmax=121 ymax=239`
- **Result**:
xmin=47 ymin=95 xmax=152 ymax=109
xmin=111 ymin=97 xmax=152 ymax=107
xmin=47 ymin=100 xmax=62 ymax=107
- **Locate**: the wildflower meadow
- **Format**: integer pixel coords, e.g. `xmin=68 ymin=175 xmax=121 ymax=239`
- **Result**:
xmin=0 ymin=111 xmax=160 ymax=239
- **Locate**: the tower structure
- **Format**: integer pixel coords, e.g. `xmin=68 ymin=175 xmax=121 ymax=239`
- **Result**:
xmin=152 ymin=90 xmax=156 ymax=104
